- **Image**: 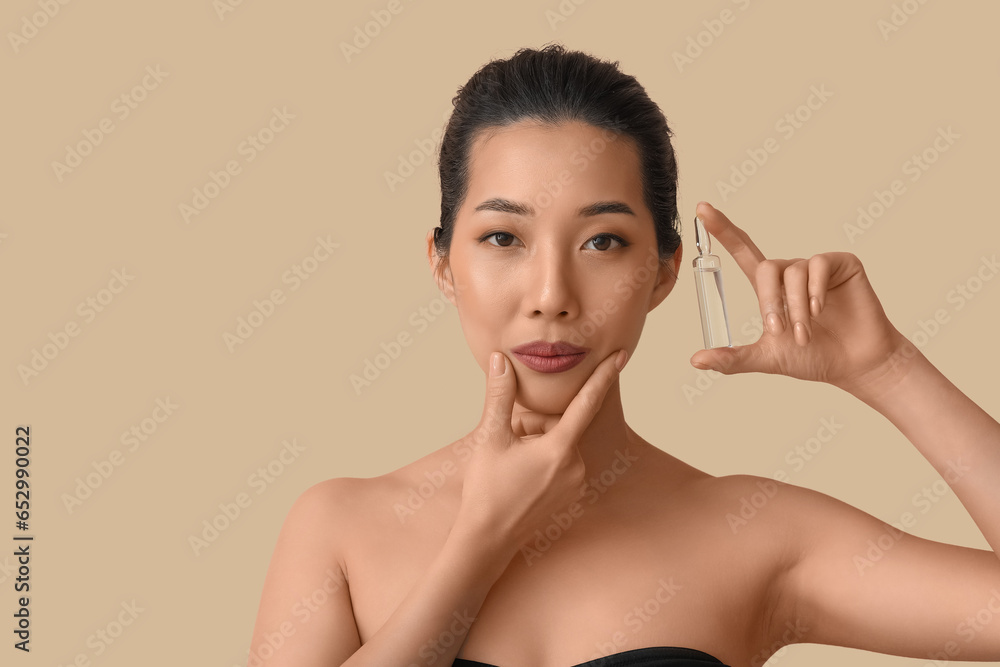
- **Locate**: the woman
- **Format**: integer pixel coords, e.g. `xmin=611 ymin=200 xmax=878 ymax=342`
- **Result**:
xmin=247 ymin=44 xmax=1000 ymax=667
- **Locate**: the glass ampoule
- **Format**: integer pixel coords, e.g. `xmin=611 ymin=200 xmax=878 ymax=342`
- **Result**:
xmin=692 ymin=215 xmax=733 ymax=349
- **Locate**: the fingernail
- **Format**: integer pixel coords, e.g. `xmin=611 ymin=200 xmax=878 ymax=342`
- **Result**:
xmin=766 ymin=312 xmax=782 ymax=335
xmin=795 ymin=322 xmax=810 ymax=345
xmin=615 ymin=349 xmax=627 ymax=371
xmin=810 ymin=296 xmax=821 ymax=316
xmin=490 ymin=352 xmax=505 ymax=377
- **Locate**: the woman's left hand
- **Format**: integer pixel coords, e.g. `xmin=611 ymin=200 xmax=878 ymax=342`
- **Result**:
xmin=689 ymin=201 xmax=909 ymax=394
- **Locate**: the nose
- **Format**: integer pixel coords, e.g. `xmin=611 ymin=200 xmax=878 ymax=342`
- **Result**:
xmin=523 ymin=243 xmax=580 ymax=320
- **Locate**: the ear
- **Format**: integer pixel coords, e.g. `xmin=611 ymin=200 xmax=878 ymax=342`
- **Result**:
xmin=648 ymin=239 xmax=683 ymax=312
xmin=426 ymin=228 xmax=457 ymax=306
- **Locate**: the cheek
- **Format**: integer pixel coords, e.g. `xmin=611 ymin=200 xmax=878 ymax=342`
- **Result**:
xmin=454 ymin=279 xmax=516 ymax=375
xmin=459 ymin=259 xmax=519 ymax=307
xmin=453 ymin=267 xmax=515 ymax=333
xmin=597 ymin=294 xmax=645 ymax=343
xmin=589 ymin=268 xmax=655 ymax=337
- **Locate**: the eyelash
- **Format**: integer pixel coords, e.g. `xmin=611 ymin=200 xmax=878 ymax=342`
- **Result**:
xmin=477 ymin=231 xmax=630 ymax=251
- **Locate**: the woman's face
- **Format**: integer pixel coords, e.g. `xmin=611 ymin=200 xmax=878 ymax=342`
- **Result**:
xmin=430 ymin=120 xmax=682 ymax=415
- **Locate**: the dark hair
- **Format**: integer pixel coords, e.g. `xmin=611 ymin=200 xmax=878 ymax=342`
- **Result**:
xmin=433 ymin=43 xmax=682 ymax=274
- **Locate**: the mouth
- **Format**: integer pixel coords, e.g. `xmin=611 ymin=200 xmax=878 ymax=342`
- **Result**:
xmin=510 ymin=340 xmax=591 ymax=374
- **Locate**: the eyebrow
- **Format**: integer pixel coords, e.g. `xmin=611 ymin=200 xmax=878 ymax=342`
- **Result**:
xmin=473 ymin=197 xmax=636 ymax=218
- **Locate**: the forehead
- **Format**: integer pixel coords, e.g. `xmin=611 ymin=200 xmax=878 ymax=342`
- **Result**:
xmin=464 ymin=120 xmax=644 ymax=202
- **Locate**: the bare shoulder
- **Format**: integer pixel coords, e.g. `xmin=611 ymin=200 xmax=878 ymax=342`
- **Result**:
xmin=287 ymin=452 xmax=456 ymax=543
xmin=691 ymin=472 xmax=849 ymax=525
xmin=687 ymin=472 xmax=879 ymax=563
xmin=696 ymin=473 xmax=926 ymax=647
xmin=272 ymin=479 xmax=359 ymax=571
xmin=250 ymin=476 xmax=390 ymax=662
xmin=292 ymin=476 xmax=375 ymax=517
xmin=702 ymin=472 xmax=902 ymax=551
xmin=286 ymin=474 xmax=397 ymax=537
xmin=704 ymin=474 xmax=1000 ymax=660
xmin=676 ymin=473 xmax=814 ymax=567
xmin=681 ymin=474 xmax=854 ymax=647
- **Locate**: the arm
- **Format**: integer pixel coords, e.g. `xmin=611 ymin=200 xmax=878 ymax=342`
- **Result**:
xmin=247 ymin=477 xmax=519 ymax=667
xmin=689 ymin=203 xmax=1000 ymax=660
xmin=845 ymin=335 xmax=1000 ymax=557
xmin=761 ymin=341 xmax=1000 ymax=661
xmin=764 ymin=479 xmax=1000 ymax=661
xmin=247 ymin=479 xmax=359 ymax=666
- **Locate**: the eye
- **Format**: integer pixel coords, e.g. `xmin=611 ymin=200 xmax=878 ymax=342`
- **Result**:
xmin=477 ymin=231 xmax=629 ymax=251
xmin=584 ymin=234 xmax=628 ymax=251
xmin=479 ymin=231 xmax=522 ymax=247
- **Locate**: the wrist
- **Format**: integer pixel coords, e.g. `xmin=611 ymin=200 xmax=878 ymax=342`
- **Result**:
xmin=448 ymin=510 xmax=519 ymax=570
xmin=836 ymin=332 xmax=930 ymax=406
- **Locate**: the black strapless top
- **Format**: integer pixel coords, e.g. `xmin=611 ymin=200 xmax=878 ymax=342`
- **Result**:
xmin=453 ymin=646 xmax=730 ymax=666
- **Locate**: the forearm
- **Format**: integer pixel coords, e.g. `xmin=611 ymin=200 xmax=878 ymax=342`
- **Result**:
xmin=340 ymin=521 xmax=516 ymax=667
xmin=844 ymin=339 xmax=1000 ymax=556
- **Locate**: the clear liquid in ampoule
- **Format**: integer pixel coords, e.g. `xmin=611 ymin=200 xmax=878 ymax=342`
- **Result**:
xmin=692 ymin=216 xmax=733 ymax=349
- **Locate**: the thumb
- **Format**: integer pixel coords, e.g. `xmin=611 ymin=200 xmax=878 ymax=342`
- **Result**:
xmin=690 ymin=343 xmax=769 ymax=376
xmin=480 ymin=351 xmax=517 ymax=440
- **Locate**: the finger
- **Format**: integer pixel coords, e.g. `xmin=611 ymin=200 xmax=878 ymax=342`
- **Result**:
xmin=782 ymin=259 xmax=811 ymax=346
xmin=695 ymin=201 xmax=767 ymax=291
xmin=755 ymin=259 xmax=794 ymax=336
xmin=691 ymin=341 xmax=771 ymax=376
xmin=512 ymin=411 xmax=561 ymax=438
xmin=479 ymin=352 xmax=516 ymax=446
xmin=547 ymin=349 xmax=624 ymax=451
xmin=807 ymin=254 xmax=833 ymax=316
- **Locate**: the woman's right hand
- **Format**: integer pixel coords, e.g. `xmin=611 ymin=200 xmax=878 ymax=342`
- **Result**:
xmin=454 ymin=348 xmax=628 ymax=551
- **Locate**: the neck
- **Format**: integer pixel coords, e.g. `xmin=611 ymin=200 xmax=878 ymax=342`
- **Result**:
xmin=571 ymin=379 xmax=653 ymax=478
xmin=511 ymin=378 xmax=656 ymax=481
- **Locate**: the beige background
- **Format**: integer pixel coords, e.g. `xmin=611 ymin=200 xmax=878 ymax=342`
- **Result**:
xmin=2 ymin=0 xmax=999 ymax=665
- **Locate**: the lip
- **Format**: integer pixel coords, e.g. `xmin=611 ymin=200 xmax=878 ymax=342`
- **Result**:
xmin=510 ymin=340 xmax=590 ymax=374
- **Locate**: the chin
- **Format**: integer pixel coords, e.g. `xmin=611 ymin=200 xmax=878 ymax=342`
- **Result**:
xmin=514 ymin=375 xmax=581 ymax=415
